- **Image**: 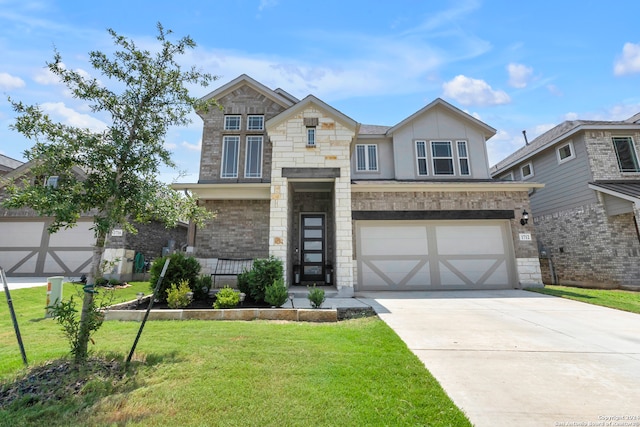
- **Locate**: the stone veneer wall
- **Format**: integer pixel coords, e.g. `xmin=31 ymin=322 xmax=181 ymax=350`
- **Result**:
xmin=351 ymin=190 xmax=543 ymax=287
xmin=534 ymin=203 xmax=640 ymax=287
xmin=267 ymin=104 xmax=355 ymax=295
xmin=195 ymin=199 xmax=270 ymax=259
xmin=105 ymin=221 xmax=188 ymax=261
xmin=198 ymin=85 xmax=287 ymax=182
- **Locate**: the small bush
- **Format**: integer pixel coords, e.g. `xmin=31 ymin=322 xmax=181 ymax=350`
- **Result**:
xmin=166 ymin=280 xmax=192 ymax=309
xmin=193 ymin=274 xmax=212 ymax=300
xmin=246 ymin=256 xmax=283 ymax=304
xmin=265 ymin=278 xmax=289 ymax=308
xmin=149 ymin=252 xmax=201 ymax=302
xmin=214 ymin=286 xmax=240 ymax=309
xmin=307 ymin=285 xmax=325 ymax=309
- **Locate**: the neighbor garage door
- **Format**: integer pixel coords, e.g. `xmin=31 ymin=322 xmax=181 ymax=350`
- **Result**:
xmin=355 ymin=220 xmax=516 ymax=291
xmin=0 ymin=219 xmax=94 ymax=277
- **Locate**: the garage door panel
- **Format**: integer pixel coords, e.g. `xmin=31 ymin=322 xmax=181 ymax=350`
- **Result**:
xmin=356 ymin=220 xmax=515 ymax=291
xmin=49 ymin=222 xmax=95 ymax=247
xmin=0 ymin=222 xmax=44 ymax=247
xmin=436 ymin=225 xmax=505 ymax=255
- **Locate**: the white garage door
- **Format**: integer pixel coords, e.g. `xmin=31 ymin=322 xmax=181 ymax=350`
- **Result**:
xmin=0 ymin=219 xmax=94 ymax=277
xmin=356 ymin=220 xmax=516 ymax=291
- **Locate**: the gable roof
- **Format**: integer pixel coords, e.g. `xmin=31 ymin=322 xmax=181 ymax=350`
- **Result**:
xmin=198 ymin=74 xmax=296 ymax=109
xmin=266 ymin=94 xmax=358 ymax=132
xmin=491 ymin=115 xmax=640 ymax=175
xmin=0 ymin=154 xmax=23 ymax=173
xmin=0 ymin=159 xmax=87 ymax=188
xmin=386 ymin=98 xmax=496 ymax=139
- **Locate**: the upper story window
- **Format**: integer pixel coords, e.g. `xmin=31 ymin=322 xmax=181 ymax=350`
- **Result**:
xmin=356 ymin=144 xmax=378 ymax=172
xmin=499 ymin=171 xmax=515 ymax=181
xmin=556 ymin=141 xmax=575 ymax=164
xmin=306 ymin=127 xmax=316 ymax=146
xmin=247 ymin=115 xmax=264 ymax=131
xmin=457 ymin=141 xmax=470 ymax=176
xmin=221 ymin=136 xmax=240 ymax=178
xmin=224 ymin=115 xmax=241 ymax=131
xmin=521 ymin=162 xmax=534 ymax=180
xmin=245 ymin=136 xmax=263 ymax=178
xmin=612 ymin=136 xmax=640 ymax=172
xmin=432 ymin=141 xmax=454 ymax=175
xmin=415 ymin=141 xmax=428 ymax=175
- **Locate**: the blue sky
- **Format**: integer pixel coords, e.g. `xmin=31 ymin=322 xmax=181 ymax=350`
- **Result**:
xmin=2 ymin=0 xmax=640 ymax=182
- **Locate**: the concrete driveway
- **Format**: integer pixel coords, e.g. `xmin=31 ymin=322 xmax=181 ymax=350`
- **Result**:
xmin=358 ymin=290 xmax=640 ymax=427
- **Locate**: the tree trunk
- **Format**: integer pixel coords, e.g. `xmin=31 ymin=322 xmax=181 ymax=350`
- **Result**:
xmin=75 ymin=230 xmax=107 ymax=364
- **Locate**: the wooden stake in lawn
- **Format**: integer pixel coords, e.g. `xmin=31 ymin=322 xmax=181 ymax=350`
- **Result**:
xmin=126 ymin=258 xmax=170 ymax=366
xmin=1 ymin=267 xmax=28 ymax=366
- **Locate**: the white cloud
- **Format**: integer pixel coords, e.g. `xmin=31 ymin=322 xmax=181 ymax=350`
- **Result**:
xmin=0 ymin=72 xmax=26 ymax=89
xmin=40 ymin=102 xmax=107 ymax=131
xmin=182 ymin=140 xmax=202 ymax=152
xmin=614 ymin=42 xmax=640 ymax=76
xmin=546 ymin=84 xmax=562 ymax=97
xmin=442 ymin=75 xmax=511 ymax=106
xmin=507 ymin=63 xmax=533 ymax=88
xmin=164 ymin=142 xmax=177 ymax=150
xmin=258 ymin=0 xmax=278 ymax=11
xmin=34 ymin=67 xmax=60 ymax=85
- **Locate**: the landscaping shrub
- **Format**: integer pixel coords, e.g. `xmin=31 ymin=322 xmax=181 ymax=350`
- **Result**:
xmin=149 ymin=252 xmax=201 ymax=302
xmin=237 ymin=268 xmax=254 ymax=296
xmin=193 ymin=274 xmax=212 ymax=300
xmin=213 ymin=286 xmax=240 ymax=309
xmin=265 ymin=278 xmax=289 ymax=308
xmin=307 ymin=285 xmax=325 ymax=309
xmin=245 ymin=256 xmax=283 ymax=304
xmin=166 ymin=280 xmax=192 ymax=309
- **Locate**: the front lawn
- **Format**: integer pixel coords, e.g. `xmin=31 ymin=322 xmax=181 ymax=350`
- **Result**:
xmin=527 ymin=285 xmax=640 ymax=314
xmin=1 ymin=284 xmax=470 ymax=426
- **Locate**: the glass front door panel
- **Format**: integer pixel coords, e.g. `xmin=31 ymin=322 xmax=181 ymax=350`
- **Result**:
xmin=301 ymin=214 xmax=325 ymax=283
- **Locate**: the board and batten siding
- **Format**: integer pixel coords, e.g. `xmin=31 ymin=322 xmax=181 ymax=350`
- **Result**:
xmin=518 ymin=135 xmax=596 ymax=217
xmin=391 ymin=105 xmax=491 ymax=180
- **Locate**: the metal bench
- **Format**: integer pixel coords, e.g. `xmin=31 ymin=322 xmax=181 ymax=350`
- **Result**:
xmin=211 ymin=258 xmax=253 ymax=288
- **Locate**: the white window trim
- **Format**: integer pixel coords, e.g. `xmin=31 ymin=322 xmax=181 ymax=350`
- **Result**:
xmin=224 ymin=115 xmax=241 ymax=131
xmin=244 ymin=136 xmax=263 ymax=178
xmin=247 ymin=115 xmax=264 ymax=131
xmin=612 ymin=136 xmax=640 ymax=173
xmin=500 ymin=171 xmax=515 ymax=181
xmin=431 ymin=140 xmax=455 ymax=176
xmin=415 ymin=140 xmax=428 ymax=176
xmin=521 ymin=162 xmax=534 ymax=180
xmin=355 ymin=144 xmax=378 ymax=172
xmin=221 ymin=136 xmax=240 ymax=178
xmin=306 ymin=127 xmax=316 ymax=146
xmin=556 ymin=141 xmax=575 ymax=164
xmin=457 ymin=140 xmax=471 ymax=176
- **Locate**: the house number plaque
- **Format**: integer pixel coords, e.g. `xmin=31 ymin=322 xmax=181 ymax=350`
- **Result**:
xmin=519 ymin=233 xmax=532 ymax=241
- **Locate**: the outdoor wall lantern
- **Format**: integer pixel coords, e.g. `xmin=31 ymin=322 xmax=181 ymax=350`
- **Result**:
xmin=520 ymin=210 xmax=529 ymax=226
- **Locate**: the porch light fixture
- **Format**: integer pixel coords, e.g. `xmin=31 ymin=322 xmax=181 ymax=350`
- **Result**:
xmin=520 ymin=210 xmax=529 ymax=226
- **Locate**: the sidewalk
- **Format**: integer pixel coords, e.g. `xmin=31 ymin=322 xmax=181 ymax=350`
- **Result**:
xmin=0 ymin=276 xmax=51 ymax=291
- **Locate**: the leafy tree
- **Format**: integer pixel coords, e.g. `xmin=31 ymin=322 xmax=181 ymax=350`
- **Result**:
xmin=3 ymin=23 xmax=216 ymax=363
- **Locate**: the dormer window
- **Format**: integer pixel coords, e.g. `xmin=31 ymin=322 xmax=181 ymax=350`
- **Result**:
xmin=224 ymin=115 xmax=241 ymax=131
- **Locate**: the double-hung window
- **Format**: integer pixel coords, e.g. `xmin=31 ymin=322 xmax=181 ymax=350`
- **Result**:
xmin=245 ymin=136 xmax=263 ymax=178
xmin=221 ymin=136 xmax=240 ymax=178
xmin=247 ymin=115 xmax=264 ymax=131
xmin=431 ymin=141 xmax=454 ymax=175
xmin=415 ymin=141 xmax=428 ymax=175
xmin=224 ymin=115 xmax=241 ymax=131
xmin=457 ymin=141 xmax=470 ymax=175
xmin=612 ymin=136 xmax=640 ymax=172
xmin=355 ymin=144 xmax=378 ymax=171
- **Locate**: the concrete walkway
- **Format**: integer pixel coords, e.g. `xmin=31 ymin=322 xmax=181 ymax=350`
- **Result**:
xmin=358 ymin=290 xmax=640 ymax=427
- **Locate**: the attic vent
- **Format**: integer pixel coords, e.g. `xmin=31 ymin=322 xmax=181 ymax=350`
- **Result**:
xmin=304 ymin=117 xmax=319 ymax=127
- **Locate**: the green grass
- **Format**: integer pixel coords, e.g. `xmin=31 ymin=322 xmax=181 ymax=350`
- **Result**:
xmin=527 ymin=285 xmax=640 ymax=314
xmin=1 ymin=284 xmax=470 ymax=427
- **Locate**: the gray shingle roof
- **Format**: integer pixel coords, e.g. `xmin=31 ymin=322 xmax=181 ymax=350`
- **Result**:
xmin=359 ymin=124 xmax=392 ymax=135
xmin=589 ymin=180 xmax=640 ymax=199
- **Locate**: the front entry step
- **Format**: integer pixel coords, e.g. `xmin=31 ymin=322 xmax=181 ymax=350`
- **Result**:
xmin=288 ymin=285 xmax=338 ymax=298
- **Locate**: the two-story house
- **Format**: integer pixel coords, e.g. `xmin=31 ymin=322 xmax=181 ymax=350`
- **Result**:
xmin=173 ymin=74 xmax=544 ymax=296
xmin=490 ymin=115 xmax=640 ymax=289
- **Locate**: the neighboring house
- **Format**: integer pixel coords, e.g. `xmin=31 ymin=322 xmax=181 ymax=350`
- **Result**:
xmin=490 ymin=115 xmax=640 ymax=289
xmin=0 ymin=157 xmax=187 ymax=279
xmin=173 ymin=74 xmax=544 ymax=296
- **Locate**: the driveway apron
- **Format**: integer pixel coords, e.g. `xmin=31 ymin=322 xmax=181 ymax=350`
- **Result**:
xmin=358 ymin=290 xmax=640 ymax=427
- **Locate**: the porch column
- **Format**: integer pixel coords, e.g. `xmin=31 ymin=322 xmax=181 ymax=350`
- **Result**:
xmin=334 ymin=175 xmax=354 ymax=297
xmin=269 ymin=174 xmax=289 ymax=282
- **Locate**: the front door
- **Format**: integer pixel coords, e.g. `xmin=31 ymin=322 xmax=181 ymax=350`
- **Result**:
xmin=301 ymin=214 xmax=325 ymax=283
